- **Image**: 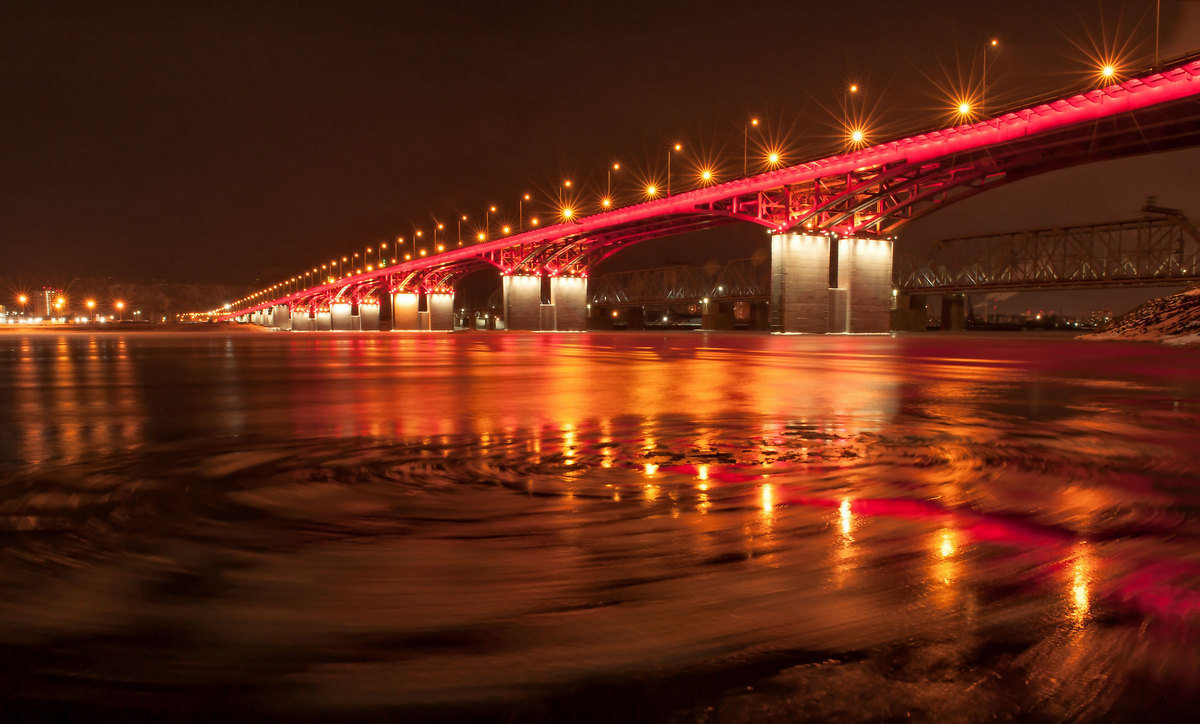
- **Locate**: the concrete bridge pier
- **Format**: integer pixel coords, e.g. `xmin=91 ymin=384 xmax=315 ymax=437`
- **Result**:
xmin=940 ymin=294 xmax=966 ymax=331
xmin=770 ymin=234 xmax=892 ymax=333
xmin=392 ymin=292 xmax=419 ymax=330
xmin=749 ymin=302 xmax=770 ymax=330
xmin=503 ymin=275 xmax=542 ymax=330
xmin=504 ymin=274 xmax=587 ymax=331
xmin=359 ymin=301 xmax=380 ymax=331
xmin=272 ymin=304 xmax=291 ymax=331
xmin=315 ymin=309 xmax=332 ymax=330
xmin=292 ymin=309 xmax=314 ymax=331
xmin=428 ymin=293 xmax=455 ymax=330
xmin=330 ymin=302 xmax=357 ymax=331
xmin=701 ymin=300 xmax=736 ymax=330
xmin=551 ymin=277 xmax=587 ymax=331
xmin=892 ymin=294 xmax=928 ymax=331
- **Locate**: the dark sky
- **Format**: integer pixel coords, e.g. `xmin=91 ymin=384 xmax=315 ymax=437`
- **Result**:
xmin=3 ymin=0 xmax=1197 ymax=294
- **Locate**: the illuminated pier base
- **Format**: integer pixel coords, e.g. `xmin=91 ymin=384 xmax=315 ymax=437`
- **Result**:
xmin=392 ymin=292 xmax=419 ymax=330
xmin=330 ymin=302 xmax=355 ymax=331
xmin=503 ymin=275 xmax=542 ymax=331
xmin=770 ymin=234 xmax=893 ymax=333
xmin=550 ymin=277 xmax=587 ymax=331
xmin=314 ymin=309 xmax=332 ymax=331
xmin=359 ymin=301 xmax=380 ymax=331
xmin=503 ymin=275 xmax=587 ymax=331
xmin=427 ymin=293 xmax=455 ymax=330
xmin=272 ymin=304 xmax=291 ymax=331
xmin=292 ymin=309 xmax=314 ymax=331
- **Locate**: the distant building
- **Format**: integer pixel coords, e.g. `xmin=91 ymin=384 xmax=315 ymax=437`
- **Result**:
xmin=38 ymin=287 xmax=66 ymax=318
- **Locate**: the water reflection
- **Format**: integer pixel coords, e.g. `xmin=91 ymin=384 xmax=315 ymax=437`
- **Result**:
xmin=0 ymin=330 xmax=1198 ymax=719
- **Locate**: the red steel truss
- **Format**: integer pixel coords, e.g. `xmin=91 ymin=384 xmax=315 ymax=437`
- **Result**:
xmin=221 ymin=56 xmax=1200 ymax=320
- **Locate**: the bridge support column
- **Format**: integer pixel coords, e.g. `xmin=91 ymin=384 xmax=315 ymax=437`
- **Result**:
xmin=892 ymin=294 xmax=928 ymax=331
xmin=550 ymin=277 xmax=587 ymax=331
xmin=359 ymin=301 xmax=380 ymax=331
xmin=292 ymin=309 xmax=314 ymax=331
xmin=503 ymin=275 xmax=541 ymax=331
xmin=701 ymin=300 xmax=736 ymax=330
xmin=428 ymin=293 xmax=455 ymax=330
xmin=940 ymin=294 xmax=966 ymax=331
xmin=836 ymin=238 xmax=893 ymax=333
xmin=392 ymin=293 xmax=419 ymax=330
xmin=315 ymin=309 xmax=332 ymax=331
xmin=749 ymin=301 xmax=770 ymax=330
xmin=770 ymin=234 xmax=892 ymax=333
xmin=273 ymin=305 xmax=291 ymax=331
xmin=331 ymin=302 xmax=354 ymax=331
xmin=770 ymin=234 xmax=832 ymax=333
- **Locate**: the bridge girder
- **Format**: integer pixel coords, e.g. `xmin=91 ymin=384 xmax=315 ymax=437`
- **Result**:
xmin=218 ymin=57 xmax=1200 ymax=321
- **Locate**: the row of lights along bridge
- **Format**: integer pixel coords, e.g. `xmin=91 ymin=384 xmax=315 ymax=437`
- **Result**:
xmin=230 ymin=47 xmax=1124 ymax=307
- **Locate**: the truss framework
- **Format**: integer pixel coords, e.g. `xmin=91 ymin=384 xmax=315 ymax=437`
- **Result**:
xmin=220 ymin=57 xmax=1200 ymax=321
xmin=894 ymin=216 xmax=1200 ymax=293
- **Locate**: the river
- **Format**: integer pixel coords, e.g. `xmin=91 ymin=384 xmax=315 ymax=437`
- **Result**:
xmin=1 ymin=329 xmax=1198 ymax=720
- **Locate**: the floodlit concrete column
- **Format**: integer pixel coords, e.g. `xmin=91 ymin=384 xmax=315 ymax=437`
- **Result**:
xmin=837 ymin=238 xmax=893 ymax=333
xmin=359 ymin=301 xmax=380 ymax=331
xmin=315 ymin=309 xmax=332 ymax=331
xmin=273 ymin=305 xmax=292 ymax=331
xmin=392 ymin=292 xmax=419 ymax=330
xmin=550 ymin=277 xmax=587 ymax=331
xmin=770 ymin=234 xmax=831 ymax=333
xmin=941 ymin=294 xmax=966 ymax=331
xmin=292 ymin=309 xmax=314 ymax=331
xmin=503 ymin=275 xmax=541 ymax=331
xmin=331 ymin=302 xmax=354 ymax=331
xmin=428 ymin=293 xmax=454 ymax=330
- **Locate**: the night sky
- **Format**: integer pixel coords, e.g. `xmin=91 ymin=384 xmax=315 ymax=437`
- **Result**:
xmin=3 ymin=0 xmax=1198 ymax=294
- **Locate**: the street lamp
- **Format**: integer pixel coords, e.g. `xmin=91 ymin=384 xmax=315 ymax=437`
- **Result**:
xmin=115 ymin=300 xmax=125 ymax=321
xmin=519 ymin=193 xmax=530 ymax=230
xmin=667 ymin=143 xmax=681 ymax=196
xmin=744 ymin=118 xmax=759 ymax=176
xmin=982 ymin=38 xmax=998 ymax=116
xmin=86 ymin=299 xmax=96 ymax=320
xmin=458 ymin=214 xmax=467 ymax=246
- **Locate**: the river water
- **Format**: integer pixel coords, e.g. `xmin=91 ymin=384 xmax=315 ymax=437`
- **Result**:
xmin=1 ymin=329 xmax=1198 ymax=721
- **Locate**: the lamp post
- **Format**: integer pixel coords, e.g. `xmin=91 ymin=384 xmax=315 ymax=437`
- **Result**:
xmin=86 ymin=298 xmax=96 ymax=321
xmin=458 ymin=214 xmax=467 ymax=246
xmin=982 ymin=38 xmax=998 ymax=116
xmin=115 ymin=300 xmax=125 ymax=322
xmin=667 ymin=143 xmax=681 ymax=196
xmin=604 ymin=163 xmax=619 ymax=209
xmin=743 ymin=118 xmax=759 ymax=176
xmin=519 ymin=194 xmax=530 ymax=230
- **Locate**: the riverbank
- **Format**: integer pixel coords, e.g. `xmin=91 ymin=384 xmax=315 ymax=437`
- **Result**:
xmin=1087 ymin=287 xmax=1200 ymax=345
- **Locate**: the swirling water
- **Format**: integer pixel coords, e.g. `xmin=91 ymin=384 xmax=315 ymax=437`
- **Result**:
xmin=1 ymin=329 xmax=1199 ymax=721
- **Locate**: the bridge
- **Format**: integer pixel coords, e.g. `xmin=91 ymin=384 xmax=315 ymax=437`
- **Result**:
xmin=216 ymin=55 xmax=1200 ymax=334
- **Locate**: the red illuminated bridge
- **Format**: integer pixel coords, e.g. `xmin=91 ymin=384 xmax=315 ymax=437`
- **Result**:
xmin=218 ymin=55 xmax=1200 ymax=334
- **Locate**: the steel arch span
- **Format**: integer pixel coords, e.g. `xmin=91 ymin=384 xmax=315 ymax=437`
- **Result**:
xmin=219 ymin=55 xmax=1200 ymax=322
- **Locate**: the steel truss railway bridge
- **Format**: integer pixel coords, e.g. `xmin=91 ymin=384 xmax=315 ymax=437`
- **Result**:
xmin=221 ymin=55 xmax=1200 ymax=334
